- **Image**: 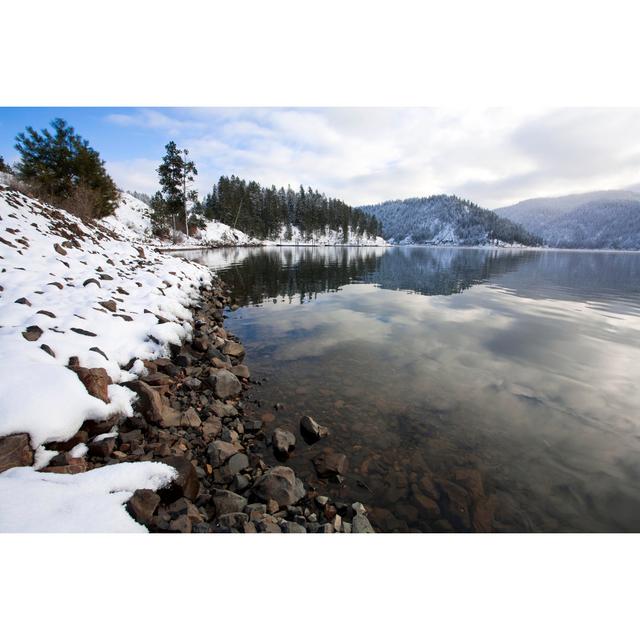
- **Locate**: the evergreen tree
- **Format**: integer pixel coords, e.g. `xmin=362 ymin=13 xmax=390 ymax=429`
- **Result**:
xmin=156 ymin=141 xmax=198 ymax=236
xmin=14 ymin=118 xmax=118 ymax=218
xmin=0 ymin=155 xmax=12 ymax=174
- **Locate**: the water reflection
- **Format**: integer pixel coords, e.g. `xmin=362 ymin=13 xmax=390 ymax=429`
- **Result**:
xmin=181 ymin=246 xmax=640 ymax=532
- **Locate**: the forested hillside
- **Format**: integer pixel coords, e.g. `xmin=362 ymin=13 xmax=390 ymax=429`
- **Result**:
xmin=361 ymin=195 xmax=542 ymax=246
xmin=496 ymin=191 xmax=640 ymax=249
xmin=200 ymin=175 xmax=382 ymax=242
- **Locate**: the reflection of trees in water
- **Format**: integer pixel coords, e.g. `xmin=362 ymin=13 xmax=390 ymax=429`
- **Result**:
xmin=217 ymin=247 xmax=384 ymax=305
xmin=214 ymin=245 xmax=640 ymax=307
xmin=364 ymin=247 xmax=539 ymax=296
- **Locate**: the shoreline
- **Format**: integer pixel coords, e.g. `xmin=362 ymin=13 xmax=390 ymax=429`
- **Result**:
xmin=28 ymin=274 xmax=373 ymax=533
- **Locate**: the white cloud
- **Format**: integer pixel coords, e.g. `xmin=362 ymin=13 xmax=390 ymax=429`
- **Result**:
xmin=105 ymin=107 xmax=640 ymax=208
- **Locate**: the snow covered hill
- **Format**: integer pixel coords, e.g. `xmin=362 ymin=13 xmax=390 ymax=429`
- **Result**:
xmin=360 ymin=195 xmax=541 ymax=246
xmin=104 ymin=191 xmax=386 ymax=248
xmin=0 ymin=185 xmax=212 ymax=531
xmin=496 ymin=190 xmax=640 ymax=249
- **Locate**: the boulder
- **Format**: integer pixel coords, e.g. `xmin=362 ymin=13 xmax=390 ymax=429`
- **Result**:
xmin=22 ymin=325 xmax=43 ymax=342
xmin=161 ymin=456 xmax=200 ymax=502
xmin=212 ymin=490 xmax=248 ymax=516
xmin=300 ymin=415 xmax=330 ymax=443
xmin=126 ymin=489 xmax=161 ymax=526
xmin=71 ymin=366 xmax=112 ymax=403
xmin=252 ymin=466 xmax=305 ymax=507
xmin=312 ymin=450 xmax=348 ymax=478
xmin=207 ymin=440 xmax=239 ymax=468
xmin=88 ymin=436 xmax=116 ymax=458
xmin=230 ymin=364 xmax=250 ymax=379
xmin=225 ymin=452 xmax=250 ymax=476
xmin=208 ymin=370 xmax=242 ymax=400
xmin=222 ymin=341 xmax=245 ymax=359
xmin=123 ymin=379 xmax=164 ymax=423
xmin=0 ymin=433 xmax=34 ymax=473
xmin=352 ymin=514 xmax=375 ymax=533
xmin=272 ymin=428 xmax=296 ymax=457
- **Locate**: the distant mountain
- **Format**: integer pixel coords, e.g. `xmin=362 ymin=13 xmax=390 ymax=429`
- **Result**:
xmin=496 ymin=190 xmax=640 ymax=249
xmin=360 ymin=195 xmax=542 ymax=246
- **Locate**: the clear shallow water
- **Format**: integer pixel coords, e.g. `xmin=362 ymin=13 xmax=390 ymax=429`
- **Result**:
xmin=179 ymin=246 xmax=640 ymax=532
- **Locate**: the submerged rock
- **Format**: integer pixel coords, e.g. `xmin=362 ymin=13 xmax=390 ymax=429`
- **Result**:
xmin=300 ymin=415 xmax=329 ymax=443
xmin=272 ymin=427 xmax=296 ymax=457
xmin=252 ymin=466 xmax=305 ymax=507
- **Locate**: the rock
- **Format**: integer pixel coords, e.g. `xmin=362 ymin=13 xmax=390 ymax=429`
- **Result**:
xmin=182 ymin=377 xmax=202 ymax=391
xmin=217 ymin=512 xmax=249 ymax=529
xmin=126 ymin=489 xmax=161 ymax=526
xmin=257 ymin=519 xmax=281 ymax=533
xmin=180 ymin=407 xmax=201 ymax=428
xmin=71 ymin=366 xmax=112 ymax=403
xmin=22 ymin=325 xmax=43 ymax=341
xmin=161 ymin=456 xmax=200 ymax=502
xmin=419 ymin=474 xmax=440 ymax=501
xmin=41 ymin=458 xmax=88 ymax=474
xmin=352 ymin=502 xmax=367 ymax=517
xmin=438 ymin=480 xmax=471 ymax=530
xmin=225 ymin=453 xmax=250 ymax=477
xmin=252 ymin=466 xmax=306 ymax=507
xmin=222 ymin=341 xmax=245 ymax=359
xmin=168 ymin=514 xmax=192 ymax=533
xmin=0 ymin=433 xmax=34 ymax=473
xmin=83 ymin=278 xmax=101 ymax=288
xmin=453 ymin=468 xmax=485 ymax=498
xmin=242 ymin=522 xmax=258 ymax=533
xmin=472 ymin=495 xmax=497 ymax=533
xmin=212 ymin=490 xmax=248 ymax=516
xmin=414 ymin=493 xmax=441 ymax=520
xmin=40 ymin=344 xmax=55 ymax=358
xmin=14 ymin=297 xmax=31 ymax=306
xmin=266 ymin=498 xmax=279 ymax=515
xmin=282 ymin=521 xmax=307 ymax=533
xmin=119 ymin=429 xmax=142 ymax=445
xmin=88 ymin=436 xmax=116 ymax=458
xmin=272 ymin=427 xmax=296 ymax=457
xmin=230 ymin=364 xmax=250 ymax=379
xmin=82 ymin=416 xmax=119 ymax=439
xmin=175 ymin=353 xmax=192 ymax=368
xmin=207 ymin=440 xmax=239 ymax=468
xmin=201 ymin=416 xmax=222 ymax=440
xmin=300 ymin=415 xmax=330 ymax=443
xmin=53 ymin=243 xmax=67 ymax=255
xmin=98 ymin=300 xmax=117 ymax=312
xmin=124 ymin=379 xmax=166 ymax=424
xmin=312 ymin=450 xmax=348 ymax=478
xmin=208 ymin=369 xmax=242 ymax=400
xmin=352 ymin=514 xmax=375 ymax=533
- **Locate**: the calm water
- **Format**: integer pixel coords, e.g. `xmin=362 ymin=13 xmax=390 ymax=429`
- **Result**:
xmin=179 ymin=246 xmax=640 ymax=532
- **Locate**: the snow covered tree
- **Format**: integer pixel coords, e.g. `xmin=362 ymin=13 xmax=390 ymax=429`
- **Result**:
xmin=156 ymin=141 xmax=198 ymax=236
xmin=14 ymin=118 xmax=118 ymax=219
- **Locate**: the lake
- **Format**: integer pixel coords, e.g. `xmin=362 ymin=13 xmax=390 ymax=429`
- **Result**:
xmin=177 ymin=245 xmax=640 ymax=532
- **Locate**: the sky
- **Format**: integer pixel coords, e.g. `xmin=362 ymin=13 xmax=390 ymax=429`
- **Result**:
xmin=1 ymin=107 xmax=639 ymax=209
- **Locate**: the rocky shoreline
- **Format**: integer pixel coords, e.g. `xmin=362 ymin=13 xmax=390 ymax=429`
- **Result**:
xmin=1 ymin=274 xmax=375 ymax=533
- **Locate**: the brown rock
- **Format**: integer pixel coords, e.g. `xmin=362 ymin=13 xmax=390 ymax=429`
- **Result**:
xmin=222 ymin=340 xmax=245 ymax=359
xmin=453 ymin=468 xmax=485 ymax=498
xmin=98 ymin=300 xmax=117 ymax=312
xmin=0 ymin=433 xmax=34 ymax=473
xmin=126 ymin=489 xmax=161 ymax=526
xmin=180 ymin=407 xmax=201 ymax=428
xmin=230 ymin=364 xmax=250 ymax=379
xmin=123 ymin=379 xmax=164 ymax=423
xmin=252 ymin=466 xmax=305 ymax=507
xmin=201 ymin=416 xmax=222 ymax=440
xmin=88 ymin=436 xmax=116 ymax=458
xmin=414 ymin=493 xmax=441 ymax=520
xmin=22 ymin=325 xmax=43 ymax=342
xmin=313 ymin=450 xmax=348 ymax=478
xmin=161 ymin=456 xmax=200 ymax=502
xmin=438 ymin=480 xmax=471 ymax=530
xmin=71 ymin=366 xmax=112 ymax=403
xmin=300 ymin=415 xmax=330 ymax=442
xmin=472 ymin=495 xmax=497 ymax=533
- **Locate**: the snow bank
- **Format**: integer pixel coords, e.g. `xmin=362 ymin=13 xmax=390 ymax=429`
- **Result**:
xmin=0 ymin=462 xmax=176 ymax=532
xmin=0 ymin=186 xmax=210 ymax=531
xmin=102 ymin=192 xmax=386 ymax=248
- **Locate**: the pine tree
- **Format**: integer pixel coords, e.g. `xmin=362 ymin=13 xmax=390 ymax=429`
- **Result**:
xmin=156 ymin=141 xmax=198 ymax=236
xmin=14 ymin=118 xmax=118 ymax=218
xmin=0 ymin=155 xmax=12 ymax=174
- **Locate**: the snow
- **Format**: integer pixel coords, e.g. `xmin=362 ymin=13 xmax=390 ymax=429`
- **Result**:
xmin=102 ymin=192 xmax=387 ymax=248
xmin=0 ymin=185 xmax=209 ymax=531
xmin=0 ymin=462 xmax=176 ymax=532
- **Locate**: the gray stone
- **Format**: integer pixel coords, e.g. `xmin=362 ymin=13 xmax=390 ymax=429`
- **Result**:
xmin=282 ymin=521 xmax=307 ymax=533
xmin=300 ymin=415 xmax=330 ymax=442
xmin=208 ymin=369 xmax=242 ymax=400
xmin=272 ymin=427 xmax=296 ymax=457
xmin=352 ymin=514 xmax=375 ymax=533
xmin=212 ymin=489 xmax=248 ymax=516
xmin=252 ymin=466 xmax=305 ymax=507
xmin=313 ymin=450 xmax=348 ymax=478
xmin=207 ymin=440 xmax=239 ymax=468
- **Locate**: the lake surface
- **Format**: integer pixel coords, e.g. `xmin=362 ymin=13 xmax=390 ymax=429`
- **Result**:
xmin=178 ymin=246 xmax=640 ymax=532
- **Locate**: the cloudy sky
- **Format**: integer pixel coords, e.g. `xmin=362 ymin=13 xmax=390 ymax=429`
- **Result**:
xmin=1 ymin=107 xmax=639 ymax=209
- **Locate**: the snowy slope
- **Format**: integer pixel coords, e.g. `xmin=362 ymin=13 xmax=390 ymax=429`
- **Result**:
xmin=0 ymin=185 xmax=212 ymax=531
xmin=104 ymin=192 xmax=386 ymax=248
xmin=263 ymin=224 xmax=387 ymax=246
